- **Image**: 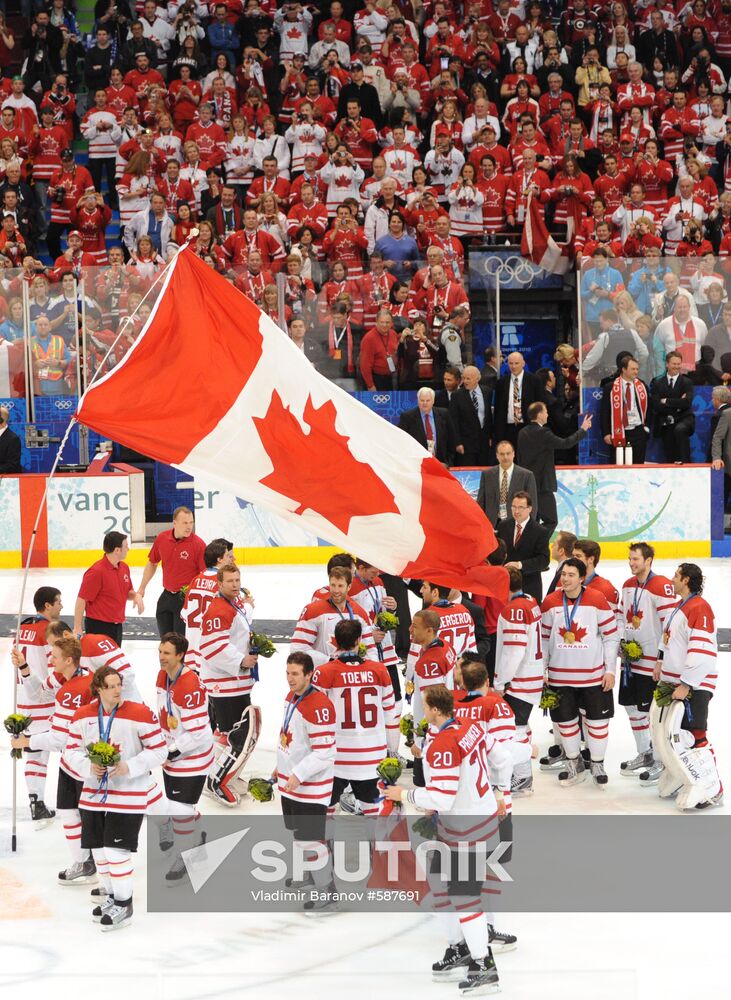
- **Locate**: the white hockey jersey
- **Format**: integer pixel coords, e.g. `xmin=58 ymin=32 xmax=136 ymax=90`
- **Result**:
xmin=65 ymin=700 xmax=167 ymax=813
xmin=540 ymin=588 xmax=620 ymax=687
xmin=659 ymin=594 xmax=717 ymax=692
xmin=23 ymin=668 xmax=93 ymax=778
xmin=276 ymin=687 xmax=336 ymax=805
xmin=349 ymin=574 xmax=399 ymax=676
xmin=16 ymin=617 xmax=53 ymax=728
xmin=181 ymin=569 xmax=220 ymax=672
xmin=620 ymin=573 xmax=678 ymax=677
xmin=155 ymin=667 xmax=215 ymax=778
xmin=200 ymin=594 xmax=255 ymax=698
xmin=494 ymin=593 xmax=544 ymax=705
xmin=290 ymin=596 xmax=376 ymax=668
xmin=80 ymin=633 xmax=141 ymax=702
xmin=312 ymin=655 xmax=399 ymax=779
xmin=406 ymin=601 xmax=476 ymax=673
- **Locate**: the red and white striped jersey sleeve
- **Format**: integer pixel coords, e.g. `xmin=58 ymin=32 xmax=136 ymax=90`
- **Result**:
xmin=416 ymin=730 xmax=462 ymax=812
xmin=27 ymin=672 xmax=92 ymax=756
xmin=494 ymin=596 xmax=543 ymax=703
xmin=293 ymin=694 xmax=337 ymax=782
xmin=598 ymin=599 xmax=620 ymax=671
xmin=650 ymin=576 xmax=680 ymax=629
xmin=157 ymin=670 xmax=215 ymax=776
xmin=380 ymin=662 xmax=401 ymax=754
xmin=290 ymin=602 xmax=323 ymax=660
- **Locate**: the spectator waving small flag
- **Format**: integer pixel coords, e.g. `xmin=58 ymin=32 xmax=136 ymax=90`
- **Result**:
xmin=521 ymin=192 xmax=578 ymax=276
xmin=76 ymin=247 xmax=508 ymax=599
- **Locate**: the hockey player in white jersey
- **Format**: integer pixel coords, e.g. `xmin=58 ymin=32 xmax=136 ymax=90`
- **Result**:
xmin=350 ymin=557 xmax=402 ymax=709
xmin=47 ymin=620 xmax=142 ymax=702
xmin=291 ymin=566 xmax=377 ymax=668
xmin=15 ymin=585 xmax=64 ymax=825
xmin=181 ymin=538 xmax=235 ymax=673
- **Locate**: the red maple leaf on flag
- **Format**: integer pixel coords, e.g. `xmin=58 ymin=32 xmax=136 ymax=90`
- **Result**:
xmin=253 ymin=391 xmax=400 ymax=533
xmin=559 ymin=624 xmax=588 ymax=643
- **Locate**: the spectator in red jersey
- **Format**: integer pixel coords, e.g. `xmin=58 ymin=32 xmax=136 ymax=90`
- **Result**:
xmin=47 ymin=147 xmax=94 ymax=262
xmin=70 ymin=191 xmax=112 ymax=265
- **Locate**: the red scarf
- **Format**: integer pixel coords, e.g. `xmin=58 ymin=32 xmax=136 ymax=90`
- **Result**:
xmin=671 ymin=316 xmax=699 ymax=370
xmin=328 ymin=319 xmax=354 ymax=372
xmin=610 ymin=376 xmax=648 ymax=445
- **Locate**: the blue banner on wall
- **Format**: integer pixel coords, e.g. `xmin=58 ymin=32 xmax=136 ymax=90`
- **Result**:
xmin=473 ymin=319 xmax=559 ymax=375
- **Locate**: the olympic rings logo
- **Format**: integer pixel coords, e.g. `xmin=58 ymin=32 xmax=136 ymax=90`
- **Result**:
xmin=2 ymin=400 xmax=15 ymax=410
xmin=54 ymin=399 xmax=75 ymax=411
xmin=591 ymin=390 xmax=603 ymax=401
xmin=372 ymin=394 xmax=392 ymax=404
xmin=477 ymin=255 xmax=540 ymax=285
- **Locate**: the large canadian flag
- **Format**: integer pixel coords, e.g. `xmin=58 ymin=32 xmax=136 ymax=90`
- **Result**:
xmin=521 ymin=191 xmax=576 ymax=275
xmin=77 ymin=248 xmax=508 ymax=597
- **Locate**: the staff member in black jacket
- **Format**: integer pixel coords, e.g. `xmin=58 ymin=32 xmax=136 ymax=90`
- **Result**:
xmin=449 ymin=365 xmax=492 ymax=466
xmin=496 ymin=491 xmax=550 ymax=602
xmin=492 ymin=352 xmax=543 ymax=447
xmin=398 ymin=387 xmax=456 ymax=465
xmin=650 ymin=350 xmax=695 ymax=463
xmin=0 ymin=405 xmax=22 ymax=473
xmin=517 ymin=401 xmax=592 ymax=535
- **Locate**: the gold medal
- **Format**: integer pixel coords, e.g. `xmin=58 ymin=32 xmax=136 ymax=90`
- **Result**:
xmin=168 ymin=716 xmax=178 ymax=730
xmin=564 ymin=631 xmax=575 ymax=645
xmin=631 ymin=615 xmax=641 ymax=629
xmin=280 ymin=731 xmax=288 ymax=748
xmin=663 ymin=630 xmax=670 ymax=645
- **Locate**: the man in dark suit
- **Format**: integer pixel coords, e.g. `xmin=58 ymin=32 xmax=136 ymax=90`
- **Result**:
xmin=493 ymin=351 xmax=544 ymax=447
xmin=650 ymin=350 xmax=695 ymax=463
xmin=477 ymin=440 xmax=537 ymax=525
xmin=480 ymin=345 xmax=500 ymax=394
xmin=496 ymin=491 xmax=550 ymax=601
xmin=449 ymin=364 xmax=492 ymax=466
xmin=517 ymin=402 xmax=592 ymax=535
xmin=0 ymin=405 xmax=22 ymax=473
xmin=398 ymin=387 xmax=456 ymax=465
xmin=600 ymin=355 xmax=652 ymax=464
xmin=434 ymin=365 xmax=461 ymax=409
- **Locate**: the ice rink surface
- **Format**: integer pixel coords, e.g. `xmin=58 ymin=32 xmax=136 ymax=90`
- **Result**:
xmin=1 ymin=559 xmax=729 ymax=999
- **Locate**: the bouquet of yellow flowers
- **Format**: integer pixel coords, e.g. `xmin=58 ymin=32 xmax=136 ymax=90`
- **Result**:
xmin=620 ymin=639 xmax=643 ymax=663
xmin=249 ymin=632 xmax=276 ymax=658
xmin=87 ymin=740 xmax=121 ymax=802
xmin=248 ymin=778 xmax=275 ymax=802
xmin=376 ymin=611 xmax=399 ymax=632
xmin=400 ymin=713 xmax=414 ymax=746
xmin=539 ymin=685 xmax=561 ymax=714
xmin=376 ymin=757 xmax=403 ymax=785
xmin=358 ymin=642 xmax=368 ymax=661
xmin=654 ymin=682 xmax=679 ymax=708
xmin=415 ymin=717 xmax=429 ymax=740
xmin=4 ymin=713 xmax=32 ymax=759
xmin=86 ymin=740 xmax=121 ymax=769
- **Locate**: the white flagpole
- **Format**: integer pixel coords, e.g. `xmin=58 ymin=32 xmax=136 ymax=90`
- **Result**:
xmin=9 ymin=236 xmax=197 ymax=852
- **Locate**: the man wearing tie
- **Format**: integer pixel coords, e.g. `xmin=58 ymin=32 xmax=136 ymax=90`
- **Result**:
xmin=496 ymin=491 xmax=550 ymax=602
xmin=493 ymin=352 xmax=542 ymax=447
xmin=449 ymin=365 xmax=492 ymax=466
xmin=650 ymin=350 xmax=695 ymax=463
xmin=397 ymin=387 xmax=456 ymax=465
xmin=600 ymin=355 xmax=652 ymax=464
xmin=476 ymin=440 xmax=537 ymax=526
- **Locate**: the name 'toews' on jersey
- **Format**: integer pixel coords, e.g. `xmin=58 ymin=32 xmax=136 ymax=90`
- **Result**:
xmin=313 ymin=656 xmax=399 ymax=778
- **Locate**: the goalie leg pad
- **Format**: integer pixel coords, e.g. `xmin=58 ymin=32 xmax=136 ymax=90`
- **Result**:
xmin=649 ymin=700 xmax=685 ymax=798
xmin=208 ymin=704 xmax=262 ymax=802
xmin=651 ymin=700 xmax=722 ymax=807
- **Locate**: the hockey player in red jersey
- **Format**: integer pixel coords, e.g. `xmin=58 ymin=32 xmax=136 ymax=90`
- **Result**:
xmin=200 ymin=564 xmax=260 ymax=806
xmin=291 ymin=565 xmax=376 ymax=668
xmin=155 ymin=632 xmax=214 ymax=880
xmin=181 ymin=538 xmax=235 ymax=673
xmin=14 ymin=585 xmax=64 ymax=826
xmin=313 ymin=619 xmax=399 ymax=818
xmin=540 ymin=558 xmax=620 ymax=787
xmin=619 ymin=542 xmax=678 ymax=779
xmin=273 ymin=651 xmax=337 ymax=914
xmin=12 ymin=636 xmax=94 ymax=883
xmin=384 ymin=684 xmax=512 ymax=995
xmin=493 ymin=568 xmax=543 ymax=795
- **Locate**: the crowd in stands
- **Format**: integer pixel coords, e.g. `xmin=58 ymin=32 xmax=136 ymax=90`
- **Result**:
xmin=6 ymin=1 xmax=731 ymax=398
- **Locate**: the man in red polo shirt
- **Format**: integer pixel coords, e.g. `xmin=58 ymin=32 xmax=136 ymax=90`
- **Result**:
xmin=137 ymin=505 xmax=206 ymax=638
xmin=73 ymin=531 xmax=143 ymax=645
